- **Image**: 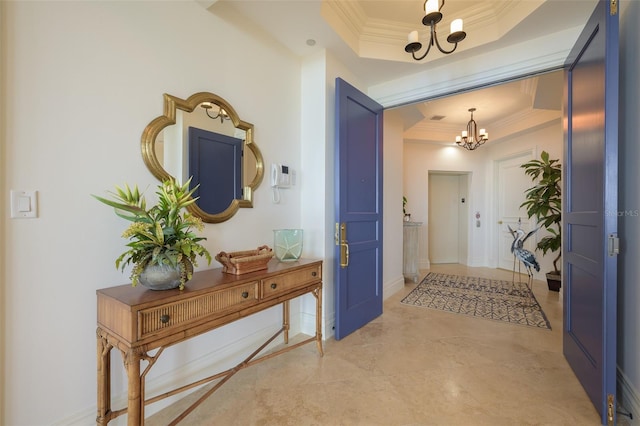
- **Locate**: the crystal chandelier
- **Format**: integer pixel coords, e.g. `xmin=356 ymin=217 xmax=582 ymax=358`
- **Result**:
xmin=456 ymin=108 xmax=488 ymax=151
xmin=404 ymin=0 xmax=466 ymax=61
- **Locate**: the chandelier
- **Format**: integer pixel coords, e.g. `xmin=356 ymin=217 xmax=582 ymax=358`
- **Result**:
xmin=456 ymin=108 xmax=488 ymax=151
xmin=200 ymin=102 xmax=230 ymax=123
xmin=405 ymin=0 xmax=466 ymax=61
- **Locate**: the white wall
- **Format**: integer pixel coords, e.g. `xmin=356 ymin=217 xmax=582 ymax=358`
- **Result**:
xmin=618 ymin=0 xmax=640 ymax=420
xmin=300 ymin=51 xmax=332 ymax=336
xmin=403 ymin=143 xmax=489 ymax=269
xmin=403 ymin=120 xmax=563 ymax=279
xmin=382 ymin=110 xmax=405 ymax=297
xmin=1 ymin=2 xmax=304 ymax=424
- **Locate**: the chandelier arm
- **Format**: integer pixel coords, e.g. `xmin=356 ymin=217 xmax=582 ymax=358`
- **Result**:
xmin=433 ymin=29 xmax=458 ymax=54
xmin=411 ymin=39 xmax=434 ymax=61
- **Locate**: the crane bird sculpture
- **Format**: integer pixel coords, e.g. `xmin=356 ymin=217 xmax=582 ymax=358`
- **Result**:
xmin=508 ymin=224 xmax=540 ymax=299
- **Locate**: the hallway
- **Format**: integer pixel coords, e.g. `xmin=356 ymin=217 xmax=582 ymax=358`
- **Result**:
xmin=149 ymin=264 xmax=602 ymax=425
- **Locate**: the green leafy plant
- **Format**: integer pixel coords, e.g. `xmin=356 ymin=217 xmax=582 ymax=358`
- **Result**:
xmin=520 ymin=151 xmax=562 ymax=274
xmin=93 ymin=177 xmax=212 ymax=289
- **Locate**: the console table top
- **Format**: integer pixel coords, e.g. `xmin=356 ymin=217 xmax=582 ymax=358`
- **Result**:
xmin=97 ymin=258 xmax=321 ymax=307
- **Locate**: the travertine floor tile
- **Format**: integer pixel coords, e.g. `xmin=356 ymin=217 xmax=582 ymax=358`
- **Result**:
xmin=148 ymin=265 xmax=608 ymax=425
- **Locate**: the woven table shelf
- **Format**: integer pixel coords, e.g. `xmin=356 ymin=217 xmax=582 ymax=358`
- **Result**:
xmin=215 ymin=245 xmax=274 ymax=275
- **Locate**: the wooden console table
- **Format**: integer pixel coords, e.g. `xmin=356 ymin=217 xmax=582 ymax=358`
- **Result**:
xmin=96 ymin=259 xmax=323 ymax=425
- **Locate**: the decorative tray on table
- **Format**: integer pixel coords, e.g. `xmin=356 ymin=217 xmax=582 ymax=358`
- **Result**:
xmin=215 ymin=245 xmax=274 ymax=275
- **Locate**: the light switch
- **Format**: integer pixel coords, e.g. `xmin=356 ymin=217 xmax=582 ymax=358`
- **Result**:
xmin=10 ymin=190 xmax=38 ymax=218
xmin=18 ymin=196 xmax=31 ymax=212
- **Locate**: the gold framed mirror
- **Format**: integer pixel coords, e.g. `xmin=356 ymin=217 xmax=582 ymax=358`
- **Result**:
xmin=141 ymin=92 xmax=264 ymax=223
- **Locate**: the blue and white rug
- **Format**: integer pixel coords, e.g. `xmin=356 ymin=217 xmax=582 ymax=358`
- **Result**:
xmin=401 ymin=272 xmax=551 ymax=330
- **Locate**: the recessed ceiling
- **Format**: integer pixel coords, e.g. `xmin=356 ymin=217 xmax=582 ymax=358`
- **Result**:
xmin=211 ymin=0 xmax=596 ymax=144
xmin=400 ymin=70 xmax=564 ymax=145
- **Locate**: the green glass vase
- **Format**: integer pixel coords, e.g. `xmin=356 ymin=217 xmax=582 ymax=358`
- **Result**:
xmin=273 ymin=229 xmax=303 ymax=262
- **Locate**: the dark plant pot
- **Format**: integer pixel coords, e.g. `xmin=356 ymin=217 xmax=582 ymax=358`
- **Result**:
xmin=546 ymin=272 xmax=561 ymax=292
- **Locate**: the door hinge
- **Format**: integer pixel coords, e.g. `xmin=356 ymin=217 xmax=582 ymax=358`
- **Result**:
xmin=608 ymin=234 xmax=620 ymax=256
xmin=607 ymin=394 xmax=615 ymax=425
xmin=335 ymin=222 xmax=340 ymax=246
xmin=610 ymin=0 xmax=617 ymax=16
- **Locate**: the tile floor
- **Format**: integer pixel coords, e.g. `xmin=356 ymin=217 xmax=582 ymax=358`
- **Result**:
xmin=148 ymin=264 xmax=608 ymax=425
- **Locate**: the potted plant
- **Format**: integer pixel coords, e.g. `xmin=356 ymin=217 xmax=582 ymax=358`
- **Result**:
xmin=93 ymin=177 xmax=212 ymax=290
xmin=403 ymin=196 xmax=411 ymax=221
xmin=520 ymin=151 xmax=562 ymax=291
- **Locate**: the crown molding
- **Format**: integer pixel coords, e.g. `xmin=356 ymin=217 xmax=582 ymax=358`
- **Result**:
xmin=321 ymin=0 xmax=367 ymax=53
xmin=405 ymin=108 xmax=561 ymax=144
xmin=368 ymin=24 xmax=582 ymax=108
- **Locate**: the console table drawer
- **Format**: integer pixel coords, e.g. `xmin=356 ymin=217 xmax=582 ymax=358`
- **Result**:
xmin=137 ymin=282 xmax=258 ymax=339
xmin=260 ymin=264 xmax=321 ymax=299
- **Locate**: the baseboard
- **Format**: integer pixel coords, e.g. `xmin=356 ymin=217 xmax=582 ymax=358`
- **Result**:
xmin=617 ymin=366 xmax=640 ymax=424
xmin=53 ymin=322 xmax=305 ymax=425
xmin=300 ymin=309 xmax=318 ymax=336
xmin=420 ymin=260 xmax=430 ymax=270
xmin=384 ymin=275 xmax=405 ymax=300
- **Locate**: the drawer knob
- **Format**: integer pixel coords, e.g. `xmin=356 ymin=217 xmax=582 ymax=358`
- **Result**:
xmin=311 ymin=271 xmax=317 ymax=277
xmin=160 ymin=314 xmax=170 ymax=324
xmin=242 ymin=291 xmax=249 ymax=299
xmin=271 ymin=283 xmax=277 ymax=289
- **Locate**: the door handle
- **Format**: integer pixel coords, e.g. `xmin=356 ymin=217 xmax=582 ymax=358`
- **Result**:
xmin=340 ymin=222 xmax=350 ymax=268
xmin=498 ymin=220 xmax=503 ymax=224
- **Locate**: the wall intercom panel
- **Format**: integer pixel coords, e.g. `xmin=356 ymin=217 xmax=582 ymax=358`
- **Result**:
xmin=271 ymin=163 xmax=291 ymax=188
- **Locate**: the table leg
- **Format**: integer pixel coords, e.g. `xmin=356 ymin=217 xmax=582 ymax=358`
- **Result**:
xmin=123 ymin=349 xmax=143 ymax=426
xmin=96 ymin=329 xmax=112 ymax=426
xmin=283 ymin=300 xmax=290 ymax=344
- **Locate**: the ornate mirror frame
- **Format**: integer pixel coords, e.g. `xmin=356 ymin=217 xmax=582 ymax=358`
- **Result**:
xmin=141 ymin=92 xmax=264 ymax=223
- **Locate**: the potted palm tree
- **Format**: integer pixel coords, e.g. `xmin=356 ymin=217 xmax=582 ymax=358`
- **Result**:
xmin=520 ymin=151 xmax=562 ymax=291
xmin=93 ymin=177 xmax=212 ymax=290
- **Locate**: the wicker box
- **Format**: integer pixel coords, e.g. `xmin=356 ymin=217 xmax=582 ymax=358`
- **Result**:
xmin=215 ymin=245 xmax=274 ymax=275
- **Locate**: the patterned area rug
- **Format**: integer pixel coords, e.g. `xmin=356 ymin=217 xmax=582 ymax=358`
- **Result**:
xmin=401 ymin=272 xmax=551 ymax=330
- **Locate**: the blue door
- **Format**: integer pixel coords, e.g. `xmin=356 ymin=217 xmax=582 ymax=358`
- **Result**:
xmin=563 ymin=1 xmax=618 ymax=424
xmin=334 ymin=78 xmax=384 ymax=340
xmin=188 ymin=127 xmax=243 ymax=214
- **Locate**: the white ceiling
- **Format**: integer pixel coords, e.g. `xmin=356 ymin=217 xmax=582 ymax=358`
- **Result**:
xmin=210 ymin=0 xmax=598 ymax=145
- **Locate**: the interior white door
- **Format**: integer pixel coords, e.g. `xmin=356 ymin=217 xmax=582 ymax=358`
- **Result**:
xmin=429 ymin=174 xmax=460 ymax=264
xmin=497 ymin=152 xmax=535 ymax=271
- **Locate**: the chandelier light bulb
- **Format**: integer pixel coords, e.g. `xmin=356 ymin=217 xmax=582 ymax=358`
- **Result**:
xmin=450 ymin=19 xmax=463 ymax=34
xmin=425 ymin=0 xmax=438 ymax=14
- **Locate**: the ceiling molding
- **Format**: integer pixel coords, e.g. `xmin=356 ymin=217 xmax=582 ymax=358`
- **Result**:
xmin=519 ymin=77 xmax=539 ymax=105
xmin=369 ymin=25 xmax=581 ymax=107
xmin=320 ymin=1 xmax=367 ymax=53
xmin=322 ymin=0 xmax=545 ymax=64
xmin=404 ymin=107 xmax=561 ymax=145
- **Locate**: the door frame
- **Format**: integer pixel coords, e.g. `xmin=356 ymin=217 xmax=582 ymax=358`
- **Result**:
xmin=427 ymin=171 xmax=470 ymax=265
